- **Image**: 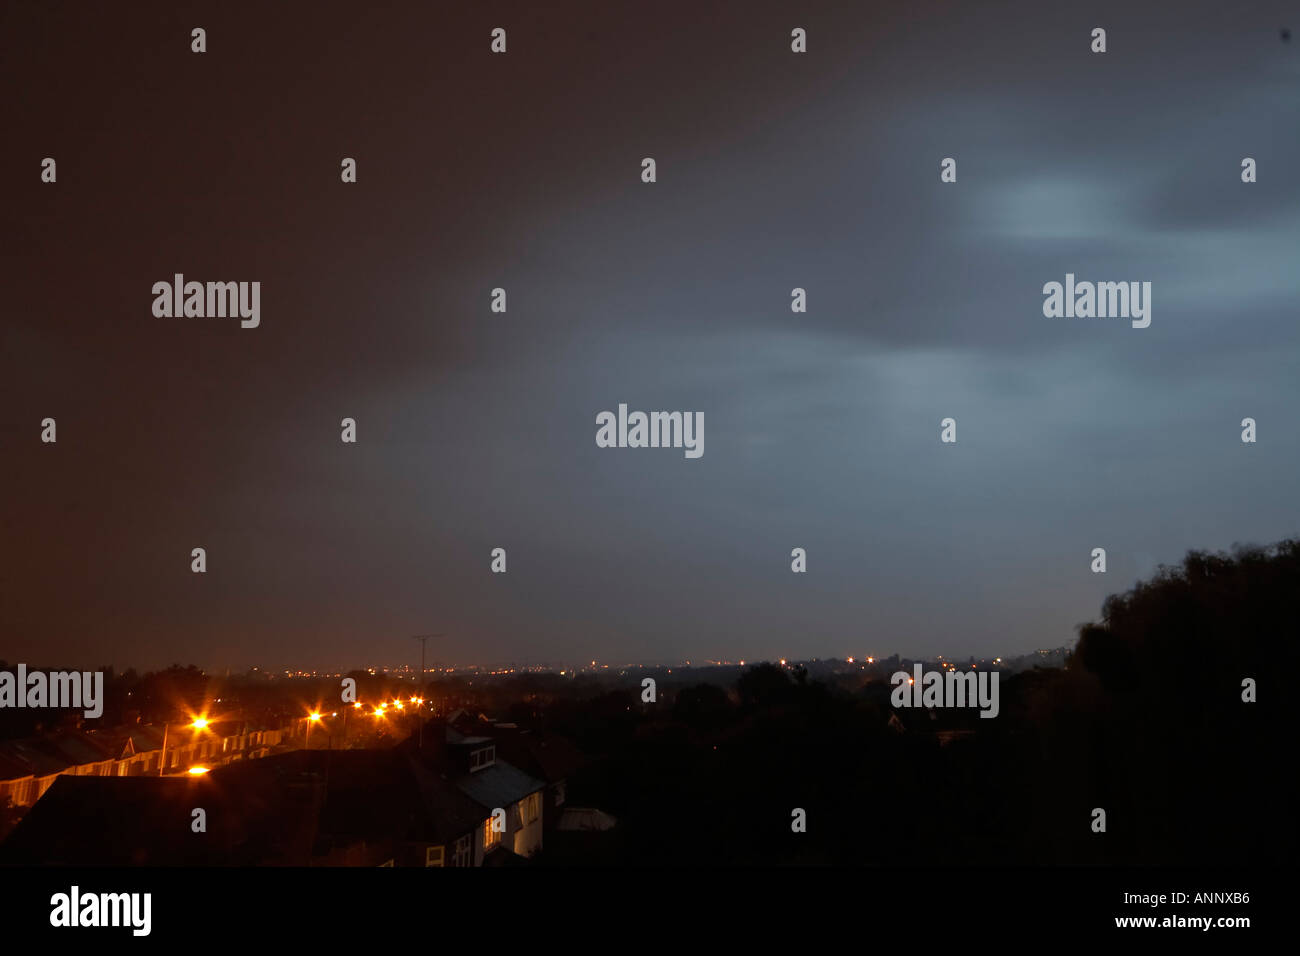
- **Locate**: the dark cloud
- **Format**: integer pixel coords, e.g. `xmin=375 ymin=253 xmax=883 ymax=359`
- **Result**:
xmin=3 ymin=0 xmax=1297 ymax=670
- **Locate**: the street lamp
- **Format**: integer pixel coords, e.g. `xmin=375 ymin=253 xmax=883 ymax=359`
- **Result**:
xmin=306 ymin=711 xmax=322 ymax=749
xmin=159 ymin=715 xmax=212 ymax=777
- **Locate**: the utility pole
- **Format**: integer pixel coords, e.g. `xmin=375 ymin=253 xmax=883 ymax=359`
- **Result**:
xmin=411 ymin=634 xmax=443 ymax=749
xmin=157 ymin=721 xmax=169 ymax=777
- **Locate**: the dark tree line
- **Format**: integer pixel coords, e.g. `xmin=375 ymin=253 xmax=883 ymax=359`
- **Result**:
xmin=540 ymin=540 xmax=1295 ymax=865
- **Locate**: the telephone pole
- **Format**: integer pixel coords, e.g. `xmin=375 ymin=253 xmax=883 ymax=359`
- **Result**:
xmin=411 ymin=633 xmax=443 ymax=748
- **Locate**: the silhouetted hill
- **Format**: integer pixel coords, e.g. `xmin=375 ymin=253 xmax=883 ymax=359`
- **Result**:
xmin=548 ymin=539 xmax=1297 ymax=865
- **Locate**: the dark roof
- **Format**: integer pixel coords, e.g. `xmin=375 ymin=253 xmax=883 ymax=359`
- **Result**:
xmin=446 ymin=710 xmax=484 ymax=735
xmin=491 ymin=731 xmax=587 ymax=784
xmin=0 ymin=744 xmax=504 ymax=865
xmin=483 ymin=844 xmax=529 ymax=867
xmin=272 ymin=750 xmax=415 ymax=844
xmin=43 ymin=731 xmax=114 ymax=766
xmin=85 ymin=725 xmax=164 ymax=757
xmin=431 ymin=716 xmax=588 ymax=785
xmin=557 ymin=807 xmax=618 ymax=832
xmin=446 ymin=726 xmax=493 ymax=746
xmin=0 ymin=750 xmax=33 ymax=782
xmin=0 ymin=775 xmax=220 ymax=865
xmin=0 ymin=726 xmax=157 ymax=780
xmin=126 ymin=726 xmax=164 ymax=752
xmin=454 ymin=761 xmax=544 ymax=810
xmin=215 ymin=749 xmax=487 ymax=847
xmin=407 ymin=759 xmax=493 ymax=843
xmin=0 ymin=739 xmax=71 ymax=777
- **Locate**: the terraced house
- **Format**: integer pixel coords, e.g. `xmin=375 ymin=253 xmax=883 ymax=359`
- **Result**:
xmin=0 ymin=720 xmax=288 ymax=811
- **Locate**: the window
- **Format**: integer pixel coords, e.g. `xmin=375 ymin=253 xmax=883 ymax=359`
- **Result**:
xmin=425 ymin=845 xmax=444 ymax=867
xmin=452 ymin=834 xmax=472 ymax=867
xmin=469 ymin=745 xmax=496 ymax=772
xmin=520 ymin=791 xmax=542 ymax=826
xmin=483 ymin=816 xmax=503 ymax=850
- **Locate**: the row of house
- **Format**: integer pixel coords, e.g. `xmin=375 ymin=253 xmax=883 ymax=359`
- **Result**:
xmin=0 ymin=715 xmax=604 ymax=866
xmin=0 ymin=720 xmax=288 ymax=810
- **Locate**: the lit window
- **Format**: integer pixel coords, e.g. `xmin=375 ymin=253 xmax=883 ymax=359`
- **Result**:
xmin=520 ymin=791 xmax=542 ymax=826
xmin=483 ymin=817 xmax=503 ymax=850
xmin=425 ymin=845 xmax=444 ymax=867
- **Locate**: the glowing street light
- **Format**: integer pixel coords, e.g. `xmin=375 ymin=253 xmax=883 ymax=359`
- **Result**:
xmin=159 ymin=712 xmax=213 ymax=777
xmin=187 ymin=766 xmax=210 ymax=775
xmin=305 ymin=710 xmax=324 ymax=749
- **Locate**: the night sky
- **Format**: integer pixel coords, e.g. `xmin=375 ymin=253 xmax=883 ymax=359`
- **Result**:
xmin=3 ymin=1 xmax=1297 ymax=671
